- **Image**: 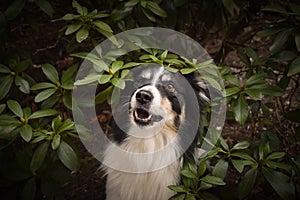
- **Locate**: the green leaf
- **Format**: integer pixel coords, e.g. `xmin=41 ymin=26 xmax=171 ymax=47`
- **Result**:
xmin=0 ymin=104 xmax=6 ymax=114
xmin=142 ymin=7 xmax=156 ymax=22
xmin=96 ymin=29 xmax=119 ymax=45
xmin=76 ymin=25 xmax=89 ymax=43
xmin=201 ymin=76 xmax=221 ymax=91
xmin=93 ymin=21 xmax=113 ymax=33
xmin=257 ymin=27 xmax=286 ymax=37
xmin=41 ymin=64 xmax=59 ymax=83
xmin=7 ymin=99 xmax=23 ymax=118
xmin=0 ymin=114 xmax=22 ymax=126
xmin=74 ymin=73 xmax=100 ymax=85
xmin=245 ymin=47 xmax=258 ymax=62
xmin=31 ymin=82 xmax=56 ymax=90
xmin=262 ymin=5 xmax=288 ymax=14
xmin=34 ymin=88 xmax=57 ymax=102
xmin=231 ymin=94 xmax=248 ymax=125
xmin=56 ymin=119 xmax=75 ymax=134
xmin=287 ymin=57 xmax=300 ymax=76
xmin=262 ymin=167 xmax=295 ymax=200
xmin=270 ymin=30 xmax=291 ymax=54
xmin=95 ymin=86 xmax=113 ymax=104
xmin=231 ymin=141 xmax=250 ymax=150
xmin=245 ymin=73 xmax=265 ymax=86
xmin=99 ymin=74 xmax=113 ymax=84
xmin=21 ymin=177 xmax=36 ymax=200
xmin=4 ymin=0 xmax=26 ymax=20
xmin=20 ymin=124 xmax=33 ymax=142
xmin=225 ymin=87 xmax=240 ymax=97
xmin=295 ymin=33 xmax=300 ymax=52
xmin=15 ymin=75 xmax=30 ymax=94
xmin=57 ymin=140 xmax=78 ymax=171
xmin=61 ymin=64 xmax=78 ymax=89
xmin=168 ymin=185 xmax=186 ymax=193
xmin=244 ymin=88 xmax=263 ymax=100
xmin=51 ymin=134 xmax=61 ymax=150
xmin=30 ymin=142 xmax=49 ymax=172
xmin=238 ymin=167 xmax=258 ymax=199
xmin=232 ymin=159 xmax=245 ymax=173
xmin=65 ymin=23 xmax=82 ymax=35
xmin=201 ymin=175 xmax=226 ymax=185
xmin=266 ymin=152 xmax=285 ymax=160
xmin=60 ymin=13 xmax=80 ymax=21
xmin=259 ymin=85 xmax=284 ymax=96
xmin=181 ymin=169 xmax=197 ymax=179
xmin=185 ymin=194 xmax=196 ymax=200
xmin=111 ymin=61 xmax=124 ymax=73
xmin=197 ymin=160 xmax=207 ymax=176
xmin=224 ymin=74 xmax=239 ymax=86
xmin=110 ymin=78 xmax=125 ymax=89
xmin=71 ymin=52 xmax=108 ymax=72
xmin=212 ymin=159 xmax=228 ymax=180
xmin=146 ymin=1 xmax=167 ymax=18
xmin=28 ymin=109 xmax=57 ymax=119
xmin=0 ymin=75 xmax=14 ymax=100
xmin=0 ymin=64 xmax=12 ymax=73
xmin=169 ymin=194 xmax=186 ymax=200
xmin=122 ymin=62 xmax=142 ymax=69
xmin=35 ymin=0 xmax=54 ymax=17
xmin=160 ymin=50 xmax=168 ymax=60
xmin=231 ymin=152 xmax=256 ymax=163
xmin=180 ymin=68 xmax=197 ymax=74
xmin=72 ymin=0 xmax=87 ymax=15
xmin=125 ymin=0 xmax=140 ymax=7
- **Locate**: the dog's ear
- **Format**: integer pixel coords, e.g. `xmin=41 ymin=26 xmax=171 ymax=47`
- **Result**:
xmin=183 ymin=72 xmax=211 ymax=107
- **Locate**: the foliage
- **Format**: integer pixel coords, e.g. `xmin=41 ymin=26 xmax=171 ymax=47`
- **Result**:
xmin=0 ymin=0 xmax=299 ymax=199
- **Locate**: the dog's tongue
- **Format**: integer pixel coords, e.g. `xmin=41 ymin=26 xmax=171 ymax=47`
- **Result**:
xmin=137 ymin=108 xmax=150 ymax=119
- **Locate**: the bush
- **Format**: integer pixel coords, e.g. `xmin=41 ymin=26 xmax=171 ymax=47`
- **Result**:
xmin=0 ymin=0 xmax=299 ymax=199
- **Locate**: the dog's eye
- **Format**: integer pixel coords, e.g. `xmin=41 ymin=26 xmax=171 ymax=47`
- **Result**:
xmin=165 ymin=83 xmax=175 ymax=93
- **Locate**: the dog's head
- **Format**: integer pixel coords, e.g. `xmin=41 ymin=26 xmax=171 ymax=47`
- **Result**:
xmin=111 ymin=65 xmax=210 ymax=141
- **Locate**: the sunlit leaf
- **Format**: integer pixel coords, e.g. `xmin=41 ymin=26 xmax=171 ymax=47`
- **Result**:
xmin=7 ymin=99 xmax=23 ymax=118
xmin=51 ymin=134 xmax=61 ymax=150
xmin=231 ymin=93 xmax=248 ymax=125
xmin=65 ymin=23 xmax=82 ymax=35
xmin=34 ymin=88 xmax=57 ymax=102
xmin=146 ymin=1 xmax=167 ymax=18
xmin=20 ymin=124 xmax=33 ymax=142
xmin=212 ymin=159 xmax=228 ymax=180
xmin=28 ymin=109 xmax=57 ymax=119
xmin=201 ymin=175 xmax=226 ymax=185
xmin=76 ymin=25 xmax=89 ymax=43
xmin=15 ymin=75 xmax=30 ymax=94
xmin=31 ymin=82 xmax=56 ymax=90
xmin=41 ymin=64 xmax=59 ymax=83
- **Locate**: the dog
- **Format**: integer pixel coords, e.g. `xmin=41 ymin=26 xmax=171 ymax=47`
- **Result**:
xmin=101 ymin=65 xmax=210 ymax=200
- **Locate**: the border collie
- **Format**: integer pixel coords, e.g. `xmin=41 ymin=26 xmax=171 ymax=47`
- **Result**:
xmin=102 ymin=65 xmax=210 ymax=200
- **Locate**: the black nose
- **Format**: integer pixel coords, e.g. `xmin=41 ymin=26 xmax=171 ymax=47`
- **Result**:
xmin=136 ymin=90 xmax=153 ymax=104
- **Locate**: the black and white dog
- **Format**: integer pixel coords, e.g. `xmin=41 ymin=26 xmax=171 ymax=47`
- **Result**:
xmin=102 ymin=65 xmax=210 ymax=200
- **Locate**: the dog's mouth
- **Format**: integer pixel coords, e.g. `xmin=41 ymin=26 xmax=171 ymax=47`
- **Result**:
xmin=133 ymin=107 xmax=163 ymax=126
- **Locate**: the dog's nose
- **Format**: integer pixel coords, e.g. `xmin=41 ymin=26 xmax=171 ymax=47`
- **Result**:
xmin=136 ymin=90 xmax=153 ymax=104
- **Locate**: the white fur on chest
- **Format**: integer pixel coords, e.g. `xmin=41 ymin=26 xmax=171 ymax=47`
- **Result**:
xmin=103 ymin=128 xmax=182 ymax=200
